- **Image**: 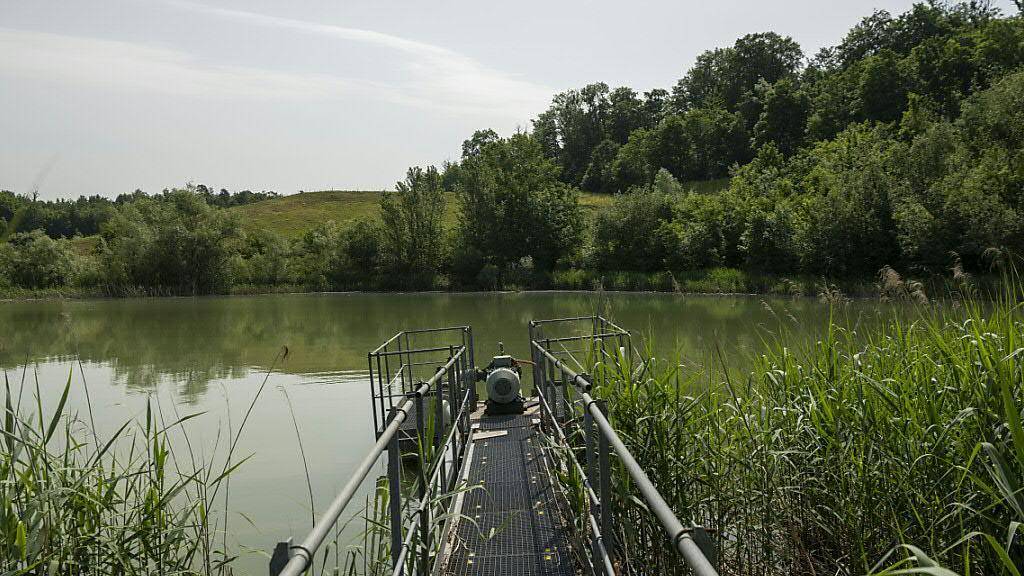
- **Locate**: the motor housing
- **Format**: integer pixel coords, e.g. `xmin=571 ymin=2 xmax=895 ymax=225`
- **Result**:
xmin=483 ymin=354 xmax=525 ymax=415
xmin=486 ymin=366 xmax=520 ymax=404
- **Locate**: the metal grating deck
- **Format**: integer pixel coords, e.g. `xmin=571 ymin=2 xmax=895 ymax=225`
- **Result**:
xmin=441 ymin=406 xmax=576 ymax=576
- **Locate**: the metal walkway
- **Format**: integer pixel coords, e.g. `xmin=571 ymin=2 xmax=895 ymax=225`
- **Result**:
xmin=440 ymin=406 xmax=574 ymax=576
xmin=269 ymin=317 xmax=719 ymax=576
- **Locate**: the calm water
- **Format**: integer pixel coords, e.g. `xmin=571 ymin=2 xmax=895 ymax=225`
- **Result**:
xmin=0 ymin=292 xmax=888 ymax=573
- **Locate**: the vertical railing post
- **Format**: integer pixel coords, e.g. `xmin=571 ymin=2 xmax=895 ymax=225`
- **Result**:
xmin=439 ymin=351 xmax=453 ymax=492
xmin=462 ymin=353 xmax=473 ymax=439
xmin=544 ymin=339 xmax=556 ymax=420
xmin=444 ymin=350 xmax=456 ymax=487
xmin=413 ymin=391 xmax=429 ymax=575
xmin=596 ymin=399 xmax=614 ymax=564
xmin=528 ymin=324 xmax=545 ymax=430
xmin=562 ymin=368 xmax=572 ymax=424
xmin=368 ymin=353 xmax=379 ymax=438
xmin=584 ymin=400 xmax=599 ymax=567
xmin=387 ymin=410 xmax=403 ymax=576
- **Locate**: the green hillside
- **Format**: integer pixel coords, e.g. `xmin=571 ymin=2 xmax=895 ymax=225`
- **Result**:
xmin=227 ymin=190 xmax=385 ymax=239
xmin=228 ymin=181 xmax=727 ymax=239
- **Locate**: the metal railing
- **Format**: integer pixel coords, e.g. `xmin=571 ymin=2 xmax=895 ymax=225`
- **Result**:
xmin=270 ymin=328 xmax=476 ymax=576
xmin=368 ymin=326 xmax=475 ymax=439
xmin=528 ymin=316 xmax=719 ymax=576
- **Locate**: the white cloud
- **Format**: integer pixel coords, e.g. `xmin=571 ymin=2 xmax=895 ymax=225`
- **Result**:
xmin=0 ymin=28 xmax=380 ymax=100
xmin=162 ymin=1 xmax=554 ymax=117
xmin=0 ymin=4 xmax=553 ymax=119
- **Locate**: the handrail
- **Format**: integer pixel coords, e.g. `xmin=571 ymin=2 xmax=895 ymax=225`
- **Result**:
xmin=531 ymin=339 xmax=719 ymax=576
xmin=275 ymin=382 xmax=425 ymax=576
xmin=369 ymin=325 xmax=470 ymax=354
xmin=533 ymin=383 xmax=615 ymax=576
xmin=389 ymin=378 xmax=475 ymax=576
xmin=274 ymin=347 xmax=470 ymax=576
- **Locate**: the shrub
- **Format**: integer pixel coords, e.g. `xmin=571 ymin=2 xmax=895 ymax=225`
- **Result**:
xmin=0 ymin=230 xmax=78 ymax=289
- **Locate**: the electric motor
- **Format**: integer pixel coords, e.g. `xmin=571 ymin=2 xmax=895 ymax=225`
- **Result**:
xmin=486 ymin=366 xmax=521 ymax=404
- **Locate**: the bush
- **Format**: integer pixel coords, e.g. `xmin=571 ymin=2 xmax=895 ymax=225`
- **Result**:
xmin=236 ymin=228 xmax=289 ymax=286
xmin=592 ymin=174 xmax=677 ymax=272
xmin=0 ymin=230 xmax=78 ymax=289
xmin=99 ymin=190 xmax=240 ymax=295
xmin=331 ymin=219 xmax=383 ymax=290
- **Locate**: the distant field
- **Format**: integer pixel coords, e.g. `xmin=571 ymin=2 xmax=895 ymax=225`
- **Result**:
xmin=229 ymin=179 xmax=728 ymax=239
xmin=227 ymin=190 xmax=386 ymax=239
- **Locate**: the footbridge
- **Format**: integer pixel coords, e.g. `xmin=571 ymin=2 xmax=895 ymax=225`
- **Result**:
xmin=268 ymin=317 xmax=718 ymax=576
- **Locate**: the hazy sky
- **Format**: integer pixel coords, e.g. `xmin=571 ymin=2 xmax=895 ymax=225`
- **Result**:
xmin=2 ymin=1 xmax=1017 ymax=199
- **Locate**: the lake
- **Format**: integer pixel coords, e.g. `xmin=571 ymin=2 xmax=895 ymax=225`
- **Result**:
xmin=0 ymin=291 xmax=889 ymax=573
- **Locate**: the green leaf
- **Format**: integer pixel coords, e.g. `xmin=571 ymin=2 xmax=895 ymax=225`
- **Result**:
xmin=43 ymin=369 xmax=72 ymax=444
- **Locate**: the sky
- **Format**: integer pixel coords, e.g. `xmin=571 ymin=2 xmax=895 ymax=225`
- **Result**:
xmin=1 ymin=0 xmax=1018 ymax=200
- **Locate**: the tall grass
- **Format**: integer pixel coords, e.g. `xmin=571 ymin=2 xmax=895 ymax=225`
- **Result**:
xmin=1 ymin=350 xmax=287 ymax=574
xmin=590 ymin=282 xmax=1023 ymax=575
xmin=1 ymin=377 xmax=223 ymax=574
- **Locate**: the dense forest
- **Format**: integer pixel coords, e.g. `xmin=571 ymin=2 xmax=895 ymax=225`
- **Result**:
xmin=3 ymin=1 xmax=1024 ymax=296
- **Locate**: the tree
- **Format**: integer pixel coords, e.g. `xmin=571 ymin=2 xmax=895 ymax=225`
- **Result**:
xmin=611 ymin=129 xmax=656 ymax=190
xmin=379 ymin=166 xmax=446 ymax=288
xmin=857 ymin=50 xmax=908 ymax=122
xmin=0 ymin=230 xmax=78 ymax=289
xmin=99 ymin=189 xmax=240 ymax=294
xmin=650 ymin=115 xmax=695 ymax=180
xmin=671 ymin=48 xmax=731 ymax=112
xmin=581 ymin=139 xmax=621 ymax=194
xmin=684 ymin=107 xmax=751 ymax=177
xmin=456 ymin=134 xmax=582 ymax=280
xmin=793 ymin=125 xmax=900 ymax=276
xmin=592 ymin=181 xmax=676 ymax=271
xmin=641 ymin=89 xmax=669 ymax=128
xmin=650 ymin=108 xmax=749 ymax=181
xmin=672 ymin=33 xmax=804 ymax=115
xmin=752 ymin=78 xmax=810 ymax=156
xmin=538 ymin=83 xmax=613 ymax=186
xmin=461 ymin=129 xmax=499 ymax=159
xmin=236 ymin=228 xmax=288 ymax=286
xmin=829 ymin=9 xmax=896 ymax=68
xmin=606 ymin=87 xmax=645 ymax=144
xmin=330 ymin=219 xmax=383 ymax=289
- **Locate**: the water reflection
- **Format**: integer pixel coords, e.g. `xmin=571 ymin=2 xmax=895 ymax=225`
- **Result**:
xmin=0 ymin=292 xmax=885 ymax=400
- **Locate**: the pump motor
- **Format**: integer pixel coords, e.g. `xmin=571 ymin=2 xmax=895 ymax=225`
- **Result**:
xmin=481 ymin=346 xmax=525 ymax=415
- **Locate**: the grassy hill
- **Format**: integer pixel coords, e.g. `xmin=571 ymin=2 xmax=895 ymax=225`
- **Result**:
xmin=228 ymin=179 xmax=727 ymax=239
xmin=227 ymin=190 xmax=384 ymax=238
xmin=61 ymin=180 xmax=728 ymax=249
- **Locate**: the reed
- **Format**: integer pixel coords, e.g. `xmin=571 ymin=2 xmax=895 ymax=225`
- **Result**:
xmin=1 ymin=376 xmax=221 ymax=574
xmin=1 ymin=349 xmax=287 ymax=574
xmin=589 ymin=281 xmax=1023 ymax=575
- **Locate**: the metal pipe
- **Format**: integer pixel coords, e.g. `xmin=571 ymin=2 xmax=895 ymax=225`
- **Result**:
xmin=388 ymin=418 xmax=404 ymax=575
xmin=536 ymin=331 xmax=628 ymax=344
xmin=596 ymin=399 xmax=614 ymax=563
xmin=532 ymin=341 xmax=719 ymax=576
xmin=400 ymin=325 xmax=471 ymax=336
xmin=369 ymin=326 xmax=471 ymax=355
xmin=534 ymin=380 xmax=610 ymax=573
xmin=373 ymin=345 xmax=462 ymax=358
xmin=275 ymin=375 xmax=434 ymax=576
xmin=391 ymin=376 xmax=475 ymax=576
xmin=531 ymin=315 xmax=600 ymax=325
xmin=601 ymin=317 xmax=630 ymax=335
xmin=368 ymin=353 xmax=379 ymax=438
xmin=414 ymin=393 xmax=428 ymax=575
xmin=370 ymin=331 xmax=405 ymax=355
